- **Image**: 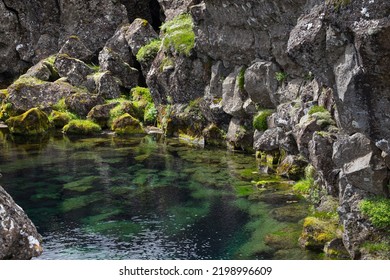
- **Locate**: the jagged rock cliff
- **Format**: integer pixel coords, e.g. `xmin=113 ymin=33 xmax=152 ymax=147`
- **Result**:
xmin=0 ymin=0 xmax=389 ymax=259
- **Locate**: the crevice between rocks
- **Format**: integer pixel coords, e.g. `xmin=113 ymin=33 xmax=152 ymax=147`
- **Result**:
xmin=1 ymin=0 xmax=21 ymax=27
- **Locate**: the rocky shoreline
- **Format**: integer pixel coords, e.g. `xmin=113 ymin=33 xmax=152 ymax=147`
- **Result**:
xmin=1 ymin=0 xmax=389 ymax=259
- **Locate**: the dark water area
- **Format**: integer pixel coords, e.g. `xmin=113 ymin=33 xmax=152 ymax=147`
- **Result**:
xmin=0 ymin=131 xmax=322 ymax=260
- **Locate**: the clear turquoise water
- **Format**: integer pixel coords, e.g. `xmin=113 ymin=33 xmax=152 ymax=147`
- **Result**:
xmin=0 ymin=132 xmax=321 ymax=260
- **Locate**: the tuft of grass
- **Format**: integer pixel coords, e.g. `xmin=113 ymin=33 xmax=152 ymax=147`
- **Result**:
xmin=275 ymin=71 xmax=288 ymax=83
xmin=136 ymin=39 xmax=162 ymax=63
xmin=293 ymin=165 xmax=315 ymax=195
xmin=308 ymin=105 xmax=327 ymax=115
xmin=161 ymin=13 xmax=195 ymax=56
xmin=359 ymin=197 xmax=390 ymax=230
xmin=253 ymin=110 xmax=273 ymax=131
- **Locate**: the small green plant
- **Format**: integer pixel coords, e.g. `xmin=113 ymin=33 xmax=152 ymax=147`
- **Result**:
xmin=359 ymin=197 xmax=390 ymax=230
xmin=136 ymin=39 xmax=162 ymax=63
xmin=131 ymin=86 xmax=153 ymax=103
xmin=88 ymin=63 xmax=100 ymax=72
xmin=237 ymin=67 xmax=246 ymax=91
xmin=293 ymin=165 xmax=315 ymax=195
xmin=327 ymin=0 xmax=351 ymax=10
xmin=275 ymin=71 xmax=288 ymax=83
xmin=144 ymin=103 xmax=158 ymax=125
xmin=253 ymin=110 xmax=273 ymax=131
xmin=308 ymin=105 xmax=327 ymax=115
xmin=161 ymin=13 xmax=195 ymax=56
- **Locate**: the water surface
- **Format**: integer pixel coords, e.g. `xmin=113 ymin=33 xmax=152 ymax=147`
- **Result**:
xmin=0 ymin=132 xmax=321 ymax=259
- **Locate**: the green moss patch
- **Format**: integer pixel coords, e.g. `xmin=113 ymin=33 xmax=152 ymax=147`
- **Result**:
xmin=253 ymin=110 xmax=273 ymax=131
xmin=111 ymin=113 xmax=144 ymax=135
xmin=161 ymin=13 xmax=195 ymax=56
xmin=136 ymin=39 xmax=162 ymax=63
xmin=63 ymin=119 xmax=102 ymax=135
xmin=5 ymin=108 xmax=51 ymax=135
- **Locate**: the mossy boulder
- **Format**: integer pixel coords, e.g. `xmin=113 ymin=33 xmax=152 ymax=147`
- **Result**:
xmin=65 ymin=92 xmax=105 ymax=117
xmin=111 ymin=113 xmax=144 ymax=135
xmin=5 ymin=77 xmax=78 ymax=116
xmin=276 ymin=155 xmax=308 ymax=180
xmin=299 ymin=216 xmax=339 ymax=251
xmin=202 ymin=123 xmax=226 ymax=147
xmin=0 ymin=89 xmax=8 ymax=103
xmin=87 ymin=102 xmax=119 ymax=128
xmin=49 ymin=110 xmax=73 ymax=128
xmin=62 ymin=119 xmax=102 ymax=135
xmin=5 ymin=108 xmax=51 ymax=135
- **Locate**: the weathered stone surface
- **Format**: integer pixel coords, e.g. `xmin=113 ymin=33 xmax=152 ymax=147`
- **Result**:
xmin=222 ymin=68 xmax=246 ymax=117
xmin=147 ymin=52 xmax=207 ymax=104
xmin=244 ymin=60 xmax=279 ymax=108
xmin=99 ymin=48 xmax=139 ymax=89
xmin=92 ymin=72 xmax=121 ymax=99
xmin=226 ymin=117 xmax=253 ymax=152
xmin=103 ymin=25 xmax=134 ymax=68
xmin=333 ymin=133 xmax=388 ymax=196
xmin=58 ymin=36 xmax=94 ymax=62
xmin=309 ymin=132 xmax=338 ymax=195
xmin=253 ymin=127 xmax=285 ymax=152
xmin=65 ymin=92 xmax=105 ymax=117
xmin=55 ymin=54 xmax=94 ymax=87
xmin=294 ymin=115 xmax=322 ymax=158
xmin=0 ymin=0 xmax=129 ymax=79
xmin=126 ymin=18 xmax=159 ymax=57
xmin=87 ymin=102 xmax=119 ymax=128
xmin=0 ymin=185 xmax=43 ymax=259
xmin=158 ymin=0 xmax=194 ymax=20
xmin=6 ymin=78 xmax=78 ymax=115
xmin=24 ymin=60 xmax=52 ymax=82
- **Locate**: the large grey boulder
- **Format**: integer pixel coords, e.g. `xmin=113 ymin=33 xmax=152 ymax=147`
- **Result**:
xmin=99 ymin=48 xmax=139 ymax=89
xmin=55 ymin=54 xmax=94 ymax=87
xmin=221 ymin=68 xmax=246 ymax=117
xmin=125 ymin=18 xmax=159 ymax=57
xmin=333 ymin=133 xmax=388 ymax=196
xmin=226 ymin=117 xmax=253 ymax=151
xmin=58 ymin=36 xmax=94 ymax=62
xmin=0 ymin=185 xmax=42 ymax=259
xmin=5 ymin=78 xmax=78 ymax=115
xmin=244 ymin=60 xmax=279 ymax=108
xmin=65 ymin=92 xmax=105 ymax=117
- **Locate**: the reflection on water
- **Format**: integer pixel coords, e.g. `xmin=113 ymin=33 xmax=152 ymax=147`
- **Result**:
xmin=0 ymin=132 xmax=322 ymax=260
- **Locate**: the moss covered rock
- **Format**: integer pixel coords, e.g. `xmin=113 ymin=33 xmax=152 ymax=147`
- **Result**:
xmin=111 ymin=113 xmax=144 ymax=135
xmin=5 ymin=108 xmax=51 ymax=135
xmin=63 ymin=119 xmax=102 ymax=135
xmin=299 ymin=216 xmax=339 ymax=251
xmin=49 ymin=110 xmax=73 ymax=128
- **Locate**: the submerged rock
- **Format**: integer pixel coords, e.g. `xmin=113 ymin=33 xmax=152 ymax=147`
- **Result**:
xmin=0 ymin=185 xmax=43 ymax=259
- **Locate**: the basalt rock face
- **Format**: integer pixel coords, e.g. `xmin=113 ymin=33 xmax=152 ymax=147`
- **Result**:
xmin=0 ymin=185 xmax=43 ymax=259
xmin=143 ymin=0 xmax=390 ymax=258
xmin=0 ymin=0 xmax=163 ymax=84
